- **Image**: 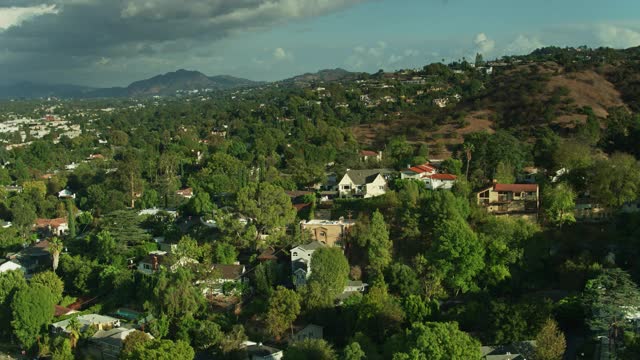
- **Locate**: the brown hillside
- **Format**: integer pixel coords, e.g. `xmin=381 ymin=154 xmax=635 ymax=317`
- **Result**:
xmin=548 ymin=70 xmax=626 ymax=118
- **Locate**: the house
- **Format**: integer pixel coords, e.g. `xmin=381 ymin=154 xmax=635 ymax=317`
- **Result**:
xmin=176 ymin=187 xmax=194 ymax=199
xmin=4 ymin=185 xmax=22 ymax=193
xmin=336 ymin=281 xmax=368 ymax=303
xmin=90 ymin=328 xmax=153 ymax=360
xmin=34 ymin=217 xmax=69 ymax=236
xmin=574 ymin=196 xmax=612 ymax=222
xmin=87 ymin=153 xmax=105 ymax=160
xmin=65 ymin=163 xmax=79 ymax=171
xmin=10 ymin=239 xmax=52 ymax=272
xmin=58 ymin=189 xmax=76 ymax=199
xmin=0 ymin=259 xmax=25 ymax=273
xmin=400 ymin=163 xmax=437 ymax=181
xmin=204 ymin=264 xmax=247 ymax=296
xmin=337 ymin=169 xmax=393 ymax=198
xmin=52 ymin=314 xmax=121 ymax=334
xmin=359 ymin=150 xmax=383 ymax=162
xmin=257 ymin=247 xmax=279 ymax=262
xmin=241 ymin=341 xmax=283 ymax=360
xmin=433 ymin=98 xmax=448 ymax=108
xmin=476 ymin=183 xmax=539 ymax=220
xmin=425 ymin=174 xmax=457 ymax=190
xmin=137 ymin=251 xmax=198 ymax=275
xmin=519 ymin=167 xmax=541 ymax=184
xmin=288 ymin=324 xmax=323 ymax=344
xmin=300 ymin=217 xmax=355 ymax=247
xmin=291 ymin=241 xmax=326 ymax=287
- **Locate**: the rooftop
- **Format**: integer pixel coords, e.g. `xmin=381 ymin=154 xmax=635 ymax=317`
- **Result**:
xmin=294 ymin=241 xmax=326 ymax=252
xmin=211 ymin=264 xmax=245 ymax=280
xmin=493 ymin=183 xmax=538 ymax=192
xmin=344 ymin=168 xmax=394 ymax=185
xmin=302 ymin=219 xmax=355 ymax=226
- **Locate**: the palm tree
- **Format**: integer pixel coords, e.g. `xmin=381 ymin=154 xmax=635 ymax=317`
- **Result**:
xmin=49 ymin=237 xmax=63 ymax=272
xmin=463 ymin=143 xmax=475 ymax=180
xmin=66 ymin=317 xmax=81 ymax=349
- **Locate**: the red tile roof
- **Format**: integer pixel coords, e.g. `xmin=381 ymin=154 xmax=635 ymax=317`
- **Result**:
xmin=429 ymin=174 xmax=457 ymax=181
xmin=407 ymin=163 xmax=436 ymax=174
xmin=293 ymin=203 xmax=311 ymax=211
xmin=360 ymin=150 xmax=379 ymax=156
xmin=176 ymin=188 xmax=193 ymax=197
xmin=494 ymin=184 xmax=538 ymax=192
xmin=35 ymin=218 xmax=67 ymax=229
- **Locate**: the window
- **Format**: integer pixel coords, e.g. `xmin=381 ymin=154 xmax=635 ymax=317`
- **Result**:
xmin=379 ymin=186 xmax=384 ymax=190
xmin=292 ymin=252 xmax=298 ymax=257
xmin=342 ymin=185 xmax=350 ymax=190
xmin=143 ymin=264 xmax=151 ymax=270
xmin=319 ymin=231 xmax=326 ymax=237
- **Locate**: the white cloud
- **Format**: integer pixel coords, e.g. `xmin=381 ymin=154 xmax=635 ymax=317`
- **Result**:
xmin=504 ymin=35 xmax=544 ymax=55
xmin=0 ymin=5 xmax=58 ymax=30
xmin=473 ymin=32 xmax=495 ymax=55
xmin=596 ymin=24 xmax=640 ymax=49
xmin=273 ymin=47 xmax=292 ymax=61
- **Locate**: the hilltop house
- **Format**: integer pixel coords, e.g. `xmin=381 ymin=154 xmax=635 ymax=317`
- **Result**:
xmin=359 ymin=150 xmax=383 ymax=162
xmin=300 ymin=217 xmax=355 ymax=247
xmin=34 ymin=218 xmax=68 ymax=237
xmin=58 ymin=189 xmax=76 ymax=199
xmin=291 ymin=241 xmax=325 ymax=287
xmin=476 ymin=183 xmax=539 ymax=220
xmin=9 ymin=239 xmax=52 ymax=272
xmin=338 ymin=169 xmax=393 ymax=198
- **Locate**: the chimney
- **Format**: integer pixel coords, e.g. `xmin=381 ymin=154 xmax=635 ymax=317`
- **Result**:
xmin=152 ymin=255 xmax=158 ymax=271
xmin=338 ymin=216 xmax=344 ymax=224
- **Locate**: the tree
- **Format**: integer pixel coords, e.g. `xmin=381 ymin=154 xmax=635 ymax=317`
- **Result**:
xmin=583 ymin=268 xmax=640 ymax=338
xmin=543 ymin=183 xmax=576 ymax=227
xmin=430 ymin=218 xmax=485 ymax=295
xmin=236 ymin=182 xmax=296 ymax=243
xmin=11 ymin=283 xmax=56 ymax=349
xmin=343 ymin=342 xmax=366 ymax=360
xmin=588 ymin=153 xmax=640 ymax=208
xmin=175 ymin=235 xmax=202 ymax=260
xmin=191 ymin=320 xmax=223 ymax=351
xmin=535 ymin=318 xmax=566 ymax=360
xmin=463 ymin=143 xmax=474 ymax=180
xmin=494 ymin=161 xmax=515 ymax=183
xmin=266 ymin=286 xmax=301 ymax=340
xmin=219 ymin=325 xmax=248 ymax=354
xmin=185 ymin=191 xmax=213 ymax=216
xmin=390 ymin=322 xmax=481 ymax=360
xmin=30 ymin=271 xmax=64 ymax=304
xmin=49 ymin=237 xmax=63 ymax=272
xmin=308 ymin=247 xmax=349 ymax=302
xmin=10 ymin=196 xmax=37 ymax=237
xmin=121 ymin=339 xmax=194 ymax=360
xmin=212 ymin=242 xmax=238 ymax=264
xmin=144 ymin=269 xmax=203 ymax=325
xmin=0 ymin=270 xmax=26 ymax=338
xmin=51 ymin=338 xmax=74 ymax=360
xmin=65 ymin=317 xmax=81 ymax=349
xmin=284 ymin=339 xmax=337 ymax=360
xmin=364 ymin=210 xmax=392 ymax=277
xmin=121 ymin=330 xmax=152 ymax=358
xmin=66 ymin=199 xmax=76 ymax=239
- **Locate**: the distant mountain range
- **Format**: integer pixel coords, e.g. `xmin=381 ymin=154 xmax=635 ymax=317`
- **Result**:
xmin=0 ymin=69 xmax=264 ymax=99
xmin=0 ymin=68 xmax=361 ymax=99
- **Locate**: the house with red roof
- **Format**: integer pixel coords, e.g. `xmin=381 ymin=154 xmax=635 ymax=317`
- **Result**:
xmin=400 ymin=163 xmax=437 ymax=181
xmin=476 ymin=183 xmax=539 ymax=220
xmin=34 ymin=218 xmax=68 ymax=237
xmin=425 ymin=173 xmax=458 ymax=190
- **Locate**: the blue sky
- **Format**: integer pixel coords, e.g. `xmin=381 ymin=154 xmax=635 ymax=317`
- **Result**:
xmin=1 ymin=0 xmax=639 ymax=85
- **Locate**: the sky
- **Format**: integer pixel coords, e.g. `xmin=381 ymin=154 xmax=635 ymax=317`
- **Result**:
xmin=1 ymin=0 xmax=639 ymax=87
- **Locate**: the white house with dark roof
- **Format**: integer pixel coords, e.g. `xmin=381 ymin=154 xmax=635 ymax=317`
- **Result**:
xmin=337 ymin=169 xmax=393 ymax=198
xmin=291 ymin=241 xmax=326 ymax=287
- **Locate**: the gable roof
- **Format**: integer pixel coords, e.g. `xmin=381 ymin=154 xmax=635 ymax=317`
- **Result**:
xmin=406 ymin=163 xmax=436 ymax=174
xmin=35 ymin=218 xmax=67 ymax=229
xmin=344 ymin=169 xmax=393 ymax=185
xmin=294 ymin=241 xmax=326 ymax=252
xmin=211 ymin=264 xmax=245 ymax=280
xmin=494 ymin=184 xmax=538 ymax=192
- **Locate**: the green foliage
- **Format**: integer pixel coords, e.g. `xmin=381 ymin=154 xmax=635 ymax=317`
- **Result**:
xmin=543 ymin=183 xmax=576 ymax=227
xmin=343 ymin=342 xmax=366 ymax=360
xmin=535 ymin=318 xmax=566 ymax=360
xmin=191 ymin=320 xmax=223 ymax=351
xmin=266 ymin=286 xmax=301 ymax=339
xmin=365 ymin=210 xmax=393 ymax=278
xmin=308 ymin=247 xmax=349 ymax=302
xmin=583 ymin=268 xmax=640 ymax=334
xmin=0 ymin=270 xmax=27 ymax=339
xmin=387 ymin=263 xmax=419 ymax=297
xmin=212 ymin=242 xmax=238 ymax=264
xmin=494 ymin=161 xmax=515 ymax=183
xmin=51 ymin=337 xmax=74 ymax=360
xmin=30 ymin=271 xmax=64 ymax=304
xmin=175 ymin=235 xmax=202 ymax=260
xmin=11 ymin=283 xmax=56 ymax=349
xmin=121 ymin=330 xmax=152 ymax=358
xmin=390 ymin=322 xmax=481 ymax=360
xmin=122 ymin=339 xmax=195 ymax=360
xmin=430 ymin=217 xmax=484 ymax=295
xmin=185 ymin=191 xmax=214 ymax=216
xmin=144 ymin=269 xmax=204 ymax=326
xmin=588 ymin=153 xmax=640 ymax=208
xmin=284 ymin=339 xmax=337 ymax=360
xmin=236 ymin=182 xmax=296 ymax=242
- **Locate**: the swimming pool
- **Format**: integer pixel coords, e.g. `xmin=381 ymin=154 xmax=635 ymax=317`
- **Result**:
xmin=112 ymin=308 xmax=142 ymax=321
